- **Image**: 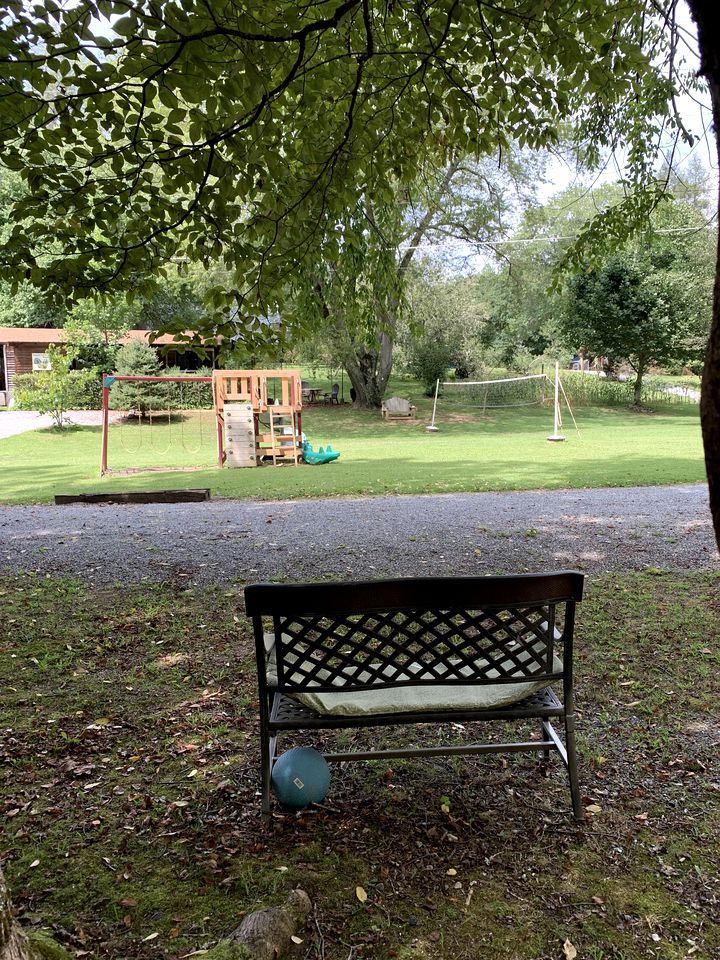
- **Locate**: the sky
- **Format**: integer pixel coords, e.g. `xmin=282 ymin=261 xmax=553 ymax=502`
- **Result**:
xmin=542 ymin=0 xmax=716 ymax=202
xmin=434 ymin=1 xmax=718 ymax=274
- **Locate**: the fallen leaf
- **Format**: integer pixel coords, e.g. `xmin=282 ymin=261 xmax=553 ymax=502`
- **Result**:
xmin=585 ymin=804 xmax=602 ymax=814
xmin=563 ymin=939 xmax=577 ymax=960
xmin=142 ymin=932 xmax=159 ymax=942
xmin=356 ymin=886 xmax=368 ymax=903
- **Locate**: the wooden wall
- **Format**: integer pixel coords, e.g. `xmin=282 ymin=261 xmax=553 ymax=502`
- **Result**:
xmin=3 ymin=343 xmax=51 ymax=399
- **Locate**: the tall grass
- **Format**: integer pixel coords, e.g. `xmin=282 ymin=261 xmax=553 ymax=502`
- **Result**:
xmin=559 ymin=371 xmax=700 ymax=407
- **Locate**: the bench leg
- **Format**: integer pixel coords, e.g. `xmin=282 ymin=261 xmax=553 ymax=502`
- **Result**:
xmin=539 ymin=720 xmax=551 ymax=774
xmin=564 ymin=714 xmax=583 ymax=822
xmin=260 ymin=732 xmax=274 ymax=817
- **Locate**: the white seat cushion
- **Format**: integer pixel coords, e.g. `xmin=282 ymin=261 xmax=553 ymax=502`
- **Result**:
xmin=263 ymin=633 xmax=560 ymax=717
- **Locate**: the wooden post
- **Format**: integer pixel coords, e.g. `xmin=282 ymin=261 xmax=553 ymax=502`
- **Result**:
xmin=100 ymin=373 xmax=110 ymax=476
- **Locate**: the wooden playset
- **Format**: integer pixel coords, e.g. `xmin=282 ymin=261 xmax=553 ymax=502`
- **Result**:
xmin=212 ymin=369 xmax=303 ymax=468
xmin=100 ymin=369 xmax=305 ymax=475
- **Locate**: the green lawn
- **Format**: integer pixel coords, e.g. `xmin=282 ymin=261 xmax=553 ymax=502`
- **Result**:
xmin=0 ymin=384 xmax=706 ymax=504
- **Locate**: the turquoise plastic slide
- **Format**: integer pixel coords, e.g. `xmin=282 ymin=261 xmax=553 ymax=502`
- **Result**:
xmin=302 ymin=441 xmax=341 ymax=465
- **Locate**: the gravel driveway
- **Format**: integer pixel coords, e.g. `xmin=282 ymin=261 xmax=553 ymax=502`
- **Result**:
xmin=1 ymin=484 xmax=718 ymax=586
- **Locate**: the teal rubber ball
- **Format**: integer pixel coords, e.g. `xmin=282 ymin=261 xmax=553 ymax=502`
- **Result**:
xmin=271 ymin=747 xmax=331 ymax=808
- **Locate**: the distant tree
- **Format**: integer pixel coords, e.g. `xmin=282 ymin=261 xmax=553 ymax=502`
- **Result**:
xmin=0 ymin=281 xmax=65 ymax=328
xmin=404 ymin=267 xmax=489 ymax=378
xmin=63 ymin=295 xmax=141 ymax=372
xmin=563 ymin=201 xmax=714 ymax=404
xmin=297 ymin=152 xmax=543 ymax=406
xmin=110 ymin=338 xmax=169 ymax=415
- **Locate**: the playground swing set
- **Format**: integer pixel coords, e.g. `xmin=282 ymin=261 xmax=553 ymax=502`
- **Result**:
xmin=100 ymin=368 xmax=340 ymax=476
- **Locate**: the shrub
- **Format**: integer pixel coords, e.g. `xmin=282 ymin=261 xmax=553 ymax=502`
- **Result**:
xmin=409 ymin=337 xmax=453 ymax=396
xmin=162 ymin=366 xmax=214 ymax=409
xmin=12 ymin=347 xmax=101 ymax=426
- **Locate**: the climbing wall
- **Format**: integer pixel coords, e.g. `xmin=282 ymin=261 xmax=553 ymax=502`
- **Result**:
xmin=224 ymin=402 xmax=257 ymax=467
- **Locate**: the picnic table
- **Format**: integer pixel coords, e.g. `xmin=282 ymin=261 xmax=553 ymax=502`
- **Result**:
xmin=302 ymin=386 xmax=322 ymax=403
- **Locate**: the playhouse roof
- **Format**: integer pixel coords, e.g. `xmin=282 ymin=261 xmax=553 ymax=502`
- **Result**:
xmin=0 ymin=327 xmax=195 ymax=345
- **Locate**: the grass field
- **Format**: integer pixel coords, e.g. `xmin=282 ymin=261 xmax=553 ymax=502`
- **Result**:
xmin=2 ymin=571 xmax=719 ymax=960
xmin=0 ymin=380 xmax=707 ymax=504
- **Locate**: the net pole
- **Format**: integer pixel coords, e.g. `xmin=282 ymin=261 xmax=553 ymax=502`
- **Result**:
xmin=557 ymin=373 xmax=582 ymax=438
xmin=427 ymin=379 xmax=440 ymax=432
xmin=547 ymin=361 xmax=566 ymax=442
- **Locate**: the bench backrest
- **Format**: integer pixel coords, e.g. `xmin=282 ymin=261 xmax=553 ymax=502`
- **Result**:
xmin=384 ymin=397 xmax=411 ymax=414
xmin=246 ymin=573 xmax=584 ymax=696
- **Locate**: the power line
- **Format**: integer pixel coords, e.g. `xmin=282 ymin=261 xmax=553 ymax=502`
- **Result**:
xmin=488 ymin=222 xmax=718 ymax=246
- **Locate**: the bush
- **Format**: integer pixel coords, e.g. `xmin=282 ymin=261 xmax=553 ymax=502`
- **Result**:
xmin=12 ymin=348 xmax=101 ymax=426
xmin=409 ymin=338 xmax=453 ymax=396
xmin=163 ymin=366 xmax=214 ymax=409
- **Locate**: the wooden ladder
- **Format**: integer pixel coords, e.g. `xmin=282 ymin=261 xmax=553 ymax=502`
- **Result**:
xmin=268 ymin=406 xmax=299 ymax=466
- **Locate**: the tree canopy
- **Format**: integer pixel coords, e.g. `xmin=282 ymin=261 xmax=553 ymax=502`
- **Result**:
xmin=0 ymin=1 xmax=694 ymax=335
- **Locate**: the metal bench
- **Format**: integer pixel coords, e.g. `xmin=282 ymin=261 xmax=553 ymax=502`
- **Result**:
xmin=245 ymin=572 xmax=584 ymax=819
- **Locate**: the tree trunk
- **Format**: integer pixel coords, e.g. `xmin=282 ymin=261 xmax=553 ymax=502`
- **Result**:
xmin=225 ymin=889 xmax=311 ymax=960
xmin=632 ymin=359 xmax=645 ymax=407
xmin=687 ymin=0 xmax=720 ymax=552
xmin=341 ymin=328 xmax=394 ymax=408
xmin=2 ymin=865 xmax=309 ymax=960
xmin=1 ymin=866 xmax=31 ymax=960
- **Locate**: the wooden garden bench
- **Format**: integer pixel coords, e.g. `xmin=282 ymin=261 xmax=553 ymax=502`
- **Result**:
xmin=381 ymin=396 xmax=416 ymax=419
xmin=245 ymin=571 xmax=584 ymax=819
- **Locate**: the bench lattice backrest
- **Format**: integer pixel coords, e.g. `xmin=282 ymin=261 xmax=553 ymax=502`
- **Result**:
xmin=246 ymin=573 xmax=583 ymax=695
